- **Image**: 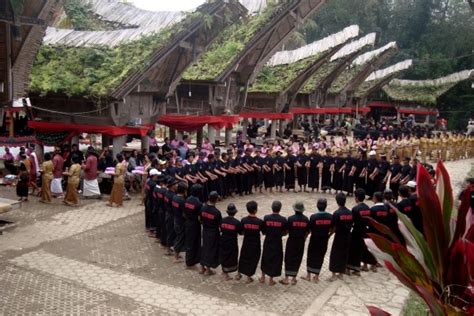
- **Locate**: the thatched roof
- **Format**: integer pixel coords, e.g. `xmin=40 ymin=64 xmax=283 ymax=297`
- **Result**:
xmin=383 ymin=69 xmax=474 ymax=105
xmin=30 ymin=1 xmax=246 ymax=99
xmin=299 ymin=33 xmax=377 ymax=94
xmin=355 ymin=59 xmax=413 ymax=97
xmin=249 ymin=25 xmax=359 ymax=93
xmin=328 ymin=41 xmax=397 ymax=95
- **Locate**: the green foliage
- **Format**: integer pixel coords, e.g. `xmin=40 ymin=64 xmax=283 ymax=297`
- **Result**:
xmin=299 ymin=61 xmax=339 ymax=94
xmin=328 ymin=64 xmax=364 ymax=94
xmin=182 ymin=0 xmax=283 ymax=81
xmin=61 ymin=0 xmax=116 ymax=31
xmin=402 ymin=293 xmax=429 ymax=316
xmin=355 ymin=77 xmax=387 ymax=98
xmin=9 ymin=0 xmax=24 ymax=15
xmin=249 ymin=53 xmax=323 ymax=93
xmin=29 ymin=30 xmax=174 ymax=98
xmin=382 ymin=82 xmax=456 ymax=106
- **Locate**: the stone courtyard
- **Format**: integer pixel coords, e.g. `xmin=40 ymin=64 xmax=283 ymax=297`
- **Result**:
xmin=0 ymin=158 xmax=471 ymax=315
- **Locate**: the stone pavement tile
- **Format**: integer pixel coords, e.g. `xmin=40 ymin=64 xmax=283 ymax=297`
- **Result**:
xmin=0 ymin=264 xmax=172 ymax=315
xmin=0 ymin=201 xmax=142 ymax=252
xmin=11 ymin=250 xmax=274 ymax=315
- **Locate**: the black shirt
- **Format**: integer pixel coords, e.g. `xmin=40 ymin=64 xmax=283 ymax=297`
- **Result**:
xmin=262 ymin=213 xmax=288 ymax=238
xmin=184 ymin=196 xmax=202 ymax=221
xmin=309 ymin=212 xmax=333 ymax=237
xmin=172 ymin=194 xmax=186 ymax=224
xmin=200 ymin=204 xmax=222 ymax=231
xmin=287 ymin=213 xmax=309 ymax=239
xmin=331 ymin=207 xmax=353 ymax=234
xmin=351 ymin=202 xmax=371 ymax=237
xmin=241 ymin=216 xmax=264 ymax=240
xmin=220 ymin=216 xmax=242 ymax=238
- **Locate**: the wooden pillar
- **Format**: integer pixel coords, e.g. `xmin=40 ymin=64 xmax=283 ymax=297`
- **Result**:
xmin=141 ymin=135 xmax=149 ymax=151
xmin=208 ymin=125 xmax=216 ymax=144
xmin=169 ymin=129 xmax=176 ymax=140
xmin=225 ymin=127 xmax=233 ymax=146
xmin=242 ymin=118 xmax=249 ymax=141
xmin=196 ymin=128 xmax=203 ymax=146
xmin=6 ymin=110 xmax=14 ymax=137
xmin=279 ymin=120 xmax=285 ymax=137
xmin=112 ymin=135 xmax=127 ymax=157
xmin=270 ymin=120 xmax=277 ymax=139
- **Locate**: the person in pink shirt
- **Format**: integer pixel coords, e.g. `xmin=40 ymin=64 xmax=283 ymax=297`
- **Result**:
xmin=51 ymin=147 xmax=64 ymax=198
xmin=201 ymin=137 xmax=214 ymax=157
xmin=82 ymin=147 xmax=100 ymax=198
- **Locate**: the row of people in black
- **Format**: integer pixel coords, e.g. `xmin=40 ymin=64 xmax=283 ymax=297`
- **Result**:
xmin=152 ymin=149 xmax=418 ymax=206
xmin=144 ymin=172 xmax=423 ymax=284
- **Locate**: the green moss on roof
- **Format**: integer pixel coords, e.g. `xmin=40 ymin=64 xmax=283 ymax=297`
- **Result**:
xmin=355 ymin=77 xmax=387 ymax=98
xmin=382 ymin=82 xmax=457 ymax=105
xmin=249 ymin=54 xmax=323 ymax=93
xmin=58 ymin=0 xmax=117 ymax=31
xmin=328 ymin=64 xmax=364 ymax=94
xmin=299 ymin=60 xmax=339 ymax=94
xmin=182 ymin=0 xmax=282 ymax=81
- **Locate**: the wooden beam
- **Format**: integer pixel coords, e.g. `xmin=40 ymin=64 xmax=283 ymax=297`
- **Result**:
xmin=0 ymin=14 xmax=45 ymax=26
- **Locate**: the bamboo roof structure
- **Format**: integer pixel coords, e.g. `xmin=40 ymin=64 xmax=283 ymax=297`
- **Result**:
xmin=355 ymin=59 xmax=413 ymax=98
xmin=382 ymin=69 xmax=474 ymax=105
xmin=30 ymin=0 xmax=246 ymax=99
xmin=249 ymin=25 xmax=359 ymax=93
xmin=298 ymin=33 xmax=377 ymax=94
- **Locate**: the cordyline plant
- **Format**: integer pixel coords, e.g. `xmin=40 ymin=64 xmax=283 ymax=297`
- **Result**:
xmin=365 ymin=161 xmax=473 ymax=315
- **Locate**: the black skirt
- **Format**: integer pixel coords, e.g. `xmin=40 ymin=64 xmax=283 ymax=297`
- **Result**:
xmin=329 ymin=232 xmax=351 ymax=273
xmin=308 ymin=168 xmax=319 ymax=190
xmin=307 ymin=235 xmax=329 ymax=274
xmin=200 ymin=228 xmax=220 ymax=268
xmin=321 ymin=167 xmax=332 ymax=189
xmin=274 ymin=170 xmax=284 ymax=187
xmin=238 ymin=237 xmax=261 ymax=277
xmin=263 ymin=171 xmax=274 ymax=188
xmin=219 ymin=235 xmax=239 ymax=272
xmin=332 ymin=171 xmax=343 ymax=191
xmin=16 ymin=181 xmax=29 ymax=197
xmin=261 ymin=237 xmax=283 ymax=277
xmin=165 ymin=212 xmax=176 ymax=248
xmin=173 ymin=220 xmax=185 ymax=253
xmin=159 ymin=209 xmax=168 ymax=247
xmin=284 ymin=236 xmax=306 ymax=277
xmin=285 ymin=170 xmax=295 ymax=189
xmin=342 ymin=172 xmax=354 ymax=194
xmin=296 ymin=167 xmax=308 ymax=186
xmin=347 ymin=235 xmax=364 ymax=271
xmin=185 ymin=220 xmax=201 ymax=267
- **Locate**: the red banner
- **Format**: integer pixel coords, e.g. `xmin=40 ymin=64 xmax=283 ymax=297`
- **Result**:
xmin=157 ymin=115 xmax=240 ymax=132
xmin=367 ymin=101 xmax=395 ymax=108
xmin=28 ymin=121 xmax=152 ymax=137
xmin=398 ymin=108 xmax=438 ymax=116
xmin=239 ymin=112 xmax=293 ymax=120
xmin=291 ymin=107 xmax=353 ymax=115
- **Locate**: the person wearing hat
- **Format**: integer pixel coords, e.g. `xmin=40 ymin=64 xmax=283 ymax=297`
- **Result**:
xmin=51 ymin=147 xmax=64 ymax=198
xmin=328 ymin=193 xmax=353 ymax=281
xmin=236 ymin=200 xmax=263 ymax=283
xmin=389 ymin=155 xmax=402 ymax=200
xmin=219 ymin=203 xmax=242 ymax=280
xmin=280 ymin=202 xmax=309 ymax=285
xmin=144 ymin=168 xmax=160 ymax=234
xmin=163 ymin=177 xmax=178 ymax=255
xmin=199 ymin=191 xmax=222 ymax=275
xmin=183 ymin=184 xmax=203 ymax=268
xmin=172 ymin=181 xmax=188 ymax=263
xmin=259 ymin=201 xmax=288 ymax=286
xmin=304 ymin=198 xmax=332 ymax=283
xmin=273 ymin=150 xmax=285 ymax=192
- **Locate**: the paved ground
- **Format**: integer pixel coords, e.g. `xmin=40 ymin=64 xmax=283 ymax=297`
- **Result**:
xmin=0 ymin=159 xmax=471 ymax=315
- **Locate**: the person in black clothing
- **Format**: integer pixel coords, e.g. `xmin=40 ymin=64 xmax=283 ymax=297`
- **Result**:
xmin=273 ymin=150 xmax=285 ymax=192
xmin=329 ymin=193 xmax=353 ymax=281
xmin=280 ymin=202 xmax=309 ymax=285
xmin=389 ymin=155 xmax=402 ymax=200
xmin=304 ymin=198 xmax=332 ymax=283
xmin=307 ymin=149 xmax=321 ymax=192
xmin=321 ymin=149 xmax=333 ymax=192
xmin=260 ymin=200 xmax=288 ymax=285
xmin=183 ymin=184 xmax=203 ymax=268
xmin=384 ymin=189 xmax=404 ymax=244
xmin=164 ymin=178 xmax=178 ymax=256
xmin=354 ymin=152 xmax=368 ymax=194
xmin=398 ymin=184 xmax=423 ymax=234
xmin=262 ymin=151 xmax=275 ymax=192
xmin=400 ymin=157 xmax=413 ymax=185
xmin=219 ymin=203 xmax=242 ymax=280
xmin=347 ymin=188 xmax=372 ymax=276
xmin=154 ymin=176 xmax=166 ymax=241
xmin=252 ymin=148 xmax=265 ymax=193
xmin=284 ymin=150 xmax=296 ymax=192
xmin=378 ymin=154 xmax=390 ymax=193
xmin=295 ymin=148 xmax=308 ymax=192
xmin=369 ymin=192 xmax=391 ymax=246
xmin=172 ymin=182 xmax=188 ymax=263
xmin=241 ymin=149 xmax=255 ymax=195
xmin=236 ymin=200 xmax=264 ymax=284
xmin=331 ymin=150 xmax=344 ymax=194
xmin=199 ymin=191 xmax=222 ymax=275
xmin=366 ymin=151 xmax=379 ymax=199
xmin=342 ymin=152 xmax=355 ymax=196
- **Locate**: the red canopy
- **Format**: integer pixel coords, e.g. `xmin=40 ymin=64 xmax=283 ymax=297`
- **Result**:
xmin=398 ymin=108 xmax=438 ymax=116
xmin=157 ymin=115 xmax=240 ymax=132
xmin=28 ymin=121 xmax=152 ymax=137
xmin=367 ymin=101 xmax=395 ymax=108
xmin=239 ymin=112 xmax=293 ymax=120
xmin=291 ymin=107 xmax=353 ymax=115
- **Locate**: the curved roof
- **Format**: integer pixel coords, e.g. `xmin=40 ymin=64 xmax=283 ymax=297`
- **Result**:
xmin=382 ymin=69 xmax=474 ymax=105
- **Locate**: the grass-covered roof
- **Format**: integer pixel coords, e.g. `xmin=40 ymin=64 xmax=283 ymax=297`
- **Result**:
xmin=327 ymin=63 xmax=364 ymax=95
xmin=382 ymin=82 xmax=457 ymax=105
xmin=182 ymin=0 xmax=283 ymax=81
xmin=248 ymin=53 xmax=323 ymax=93
xmin=57 ymin=0 xmax=117 ymax=31
xmin=299 ymin=60 xmax=340 ymax=94
xmin=355 ymin=77 xmax=388 ymax=98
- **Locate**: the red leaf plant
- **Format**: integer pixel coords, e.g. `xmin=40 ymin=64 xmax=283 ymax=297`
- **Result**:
xmin=366 ymin=161 xmax=474 ymax=316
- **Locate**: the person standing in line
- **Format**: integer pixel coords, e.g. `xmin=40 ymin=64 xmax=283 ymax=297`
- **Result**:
xmin=347 ymin=188 xmax=371 ymax=275
xmin=303 ymin=198 xmax=332 ymax=283
xmin=236 ymin=200 xmax=263 ymax=284
xmin=153 ymin=174 xmax=166 ymax=241
xmin=51 ymin=148 xmax=64 ymax=198
xmin=280 ymin=202 xmax=309 ymax=285
xmin=199 ymin=191 xmax=222 ymax=275
xmin=63 ymin=155 xmax=81 ymax=207
xmin=145 ymin=169 xmax=159 ymax=234
xmin=40 ymin=153 xmax=53 ymax=204
xmin=219 ymin=203 xmax=242 ymax=281
xmin=260 ymin=200 xmax=288 ymax=286
xmin=164 ymin=178 xmax=178 ymax=256
xmin=107 ymin=154 xmax=126 ymax=208
xmin=183 ymin=183 xmax=203 ymax=268
xmin=16 ymin=162 xmax=29 ymax=202
xmin=172 ymin=182 xmax=188 ymax=263
xmin=328 ymin=193 xmax=353 ymax=281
